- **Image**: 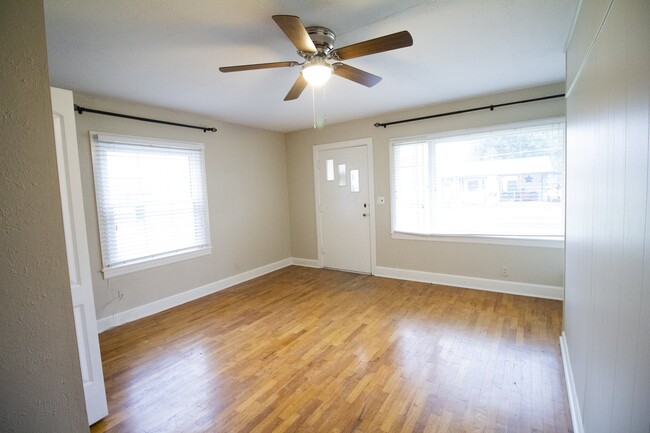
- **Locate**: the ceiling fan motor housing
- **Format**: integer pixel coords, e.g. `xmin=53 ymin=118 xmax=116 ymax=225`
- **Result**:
xmin=305 ymin=26 xmax=336 ymax=55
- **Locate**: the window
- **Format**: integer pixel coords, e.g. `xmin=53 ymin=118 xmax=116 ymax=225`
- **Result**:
xmin=390 ymin=119 xmax=565 ymax=240
xmin=91 ymin=133 xmax=211 ymax=277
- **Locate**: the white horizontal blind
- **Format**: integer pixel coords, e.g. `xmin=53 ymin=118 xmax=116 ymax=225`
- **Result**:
xmin=391 ymin=140 xmax=432 ymax=234
xmin=391 ymin=120 xmax=565 ymax=238
xmin=91 ymin=133 xmax=210 ymax=275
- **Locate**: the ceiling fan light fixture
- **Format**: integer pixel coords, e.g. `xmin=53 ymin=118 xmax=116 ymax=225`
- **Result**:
xmin=220 ymin=15 xmax=414 ymax=102
xmin=301 ymin=59 xmax=332 ymax=87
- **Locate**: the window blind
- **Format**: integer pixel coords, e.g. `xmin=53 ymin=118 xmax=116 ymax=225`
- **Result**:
xmin=91 ymin=133 xmax=210 ymax=276
xmin=390 ymin=119 xmax=565 ymax=238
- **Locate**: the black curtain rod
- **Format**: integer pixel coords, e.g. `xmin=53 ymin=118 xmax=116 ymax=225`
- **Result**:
xmin=374 ymin=93 xmax=565 ymax=128
xmin=74 ymin=105 xmax=217 ymax=132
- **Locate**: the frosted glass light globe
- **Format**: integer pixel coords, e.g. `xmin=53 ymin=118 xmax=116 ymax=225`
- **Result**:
xmin=302 ymin=61 xmax=332 ymax=87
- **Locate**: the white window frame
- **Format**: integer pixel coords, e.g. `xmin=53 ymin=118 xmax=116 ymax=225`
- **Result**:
xmin=90 ymin=132 xmax=212 ymax=278
xmin=389 ymin=118 xmax=565 ymax=248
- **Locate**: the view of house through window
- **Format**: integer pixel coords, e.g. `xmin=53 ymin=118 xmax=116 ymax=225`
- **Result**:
xmin=91 ymin=133 xmax=211 ymax=277
xmin=390 ymin=119 xmax=565 ymax=238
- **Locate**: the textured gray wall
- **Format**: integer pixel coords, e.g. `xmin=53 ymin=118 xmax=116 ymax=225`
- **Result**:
xmin=0 ymin=1 xmax=88 ymax=431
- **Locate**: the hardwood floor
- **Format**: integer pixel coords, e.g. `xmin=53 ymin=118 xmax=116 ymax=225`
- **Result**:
xmin=91 ymin=266 xmax=572 ymax=433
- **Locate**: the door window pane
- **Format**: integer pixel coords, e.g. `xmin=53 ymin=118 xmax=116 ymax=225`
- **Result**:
xmin=338 ymin=164 xmax=347 ymax=186
xmin=326 ymin=159 xmax=334 ymax=181
xmin=350 ymin=169 xmax=360 ymax=192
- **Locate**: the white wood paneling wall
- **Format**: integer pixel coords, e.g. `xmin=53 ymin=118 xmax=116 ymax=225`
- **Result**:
xmin=564 ymin=0 xmax=650 ymax=432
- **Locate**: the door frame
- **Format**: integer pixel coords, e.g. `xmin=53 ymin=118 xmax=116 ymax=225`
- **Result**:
xmin=312 ymin=138 xmax=377 ymax=274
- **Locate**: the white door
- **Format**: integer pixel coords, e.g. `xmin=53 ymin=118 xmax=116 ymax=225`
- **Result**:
xmin=51 ymin=87 xmax=108 ymax=425
xmin=316 ymin=143 xmax=372 ymax=273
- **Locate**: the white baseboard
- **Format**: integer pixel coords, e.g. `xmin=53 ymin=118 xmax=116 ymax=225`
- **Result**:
xmin=373 ymin=266 xmax=564 ymax=300
xmin=97 ymin=258 xmax=292 ymax=333
xmin=291 ymin=257 xmax=321 ymax=268
xmin=98 ymin=259 xmax=563 ymax=333
xmin=560 ymin=332 xmax=584 ymax=433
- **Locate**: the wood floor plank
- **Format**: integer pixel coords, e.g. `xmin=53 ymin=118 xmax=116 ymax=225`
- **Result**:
xmin=91 ymin=266 xmax=572 ymax=433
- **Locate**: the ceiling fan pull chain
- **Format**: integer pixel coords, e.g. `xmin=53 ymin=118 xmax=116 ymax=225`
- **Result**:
xmin=312 ymin=86 xmax=327 ymax=129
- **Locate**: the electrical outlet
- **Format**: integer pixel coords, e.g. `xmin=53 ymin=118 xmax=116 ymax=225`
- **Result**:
xmin=234 ymin=262 xmax=241 ymax=272
xmin=501 ymin=265 xmax=510 ymax=277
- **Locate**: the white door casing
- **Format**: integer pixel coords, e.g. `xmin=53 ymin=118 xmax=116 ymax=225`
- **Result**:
xmin=51 ymin=87 xmax=108 ymax=425
xmin=314 ymin=138 xmax=376 ymax=274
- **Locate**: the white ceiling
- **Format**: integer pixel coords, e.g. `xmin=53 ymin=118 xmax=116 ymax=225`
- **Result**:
xmin=43 ymin=0 xmax=578 ymax=133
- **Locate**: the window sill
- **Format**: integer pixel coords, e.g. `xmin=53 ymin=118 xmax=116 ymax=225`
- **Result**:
xmin=102 ymin=246 xmax=212 ymax=279
xmin=391 ymin=232 xmax=564 ymax=248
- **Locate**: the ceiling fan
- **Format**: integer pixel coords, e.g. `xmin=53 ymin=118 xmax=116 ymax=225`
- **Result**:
xmin=219 ymin=15 xmax=413 ymax=101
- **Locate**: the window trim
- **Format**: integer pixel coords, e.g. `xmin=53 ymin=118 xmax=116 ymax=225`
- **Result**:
xmin=90 ymin=131 xmax=212 ymax=279
xmin=391 ymin=232 xmax=564 ymax=248
xmin=389 ymin=117 xmax=566 ymax=243
xmin=100 ymin=247 xmax=212 ymax=278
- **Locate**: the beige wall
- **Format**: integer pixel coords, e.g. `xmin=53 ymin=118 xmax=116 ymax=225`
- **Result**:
xmin=0 ymin=1 xmax=88 ymax=431
xmin=564 ymin=0 xmax=650 ymax=431
xmin=286 ymin=83 xmax=566 ymax=287
xmin=73 ymin=93 xmax=291 ymax=319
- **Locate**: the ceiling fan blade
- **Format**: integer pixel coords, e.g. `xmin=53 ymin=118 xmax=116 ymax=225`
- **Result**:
xmin=284 ymin=75 xmax=308 ymax=101
xmin=219 ymin=61 xmax=299 ymax=73
xmin=272 ymin=15 xmax=317 ymax=53
xmin=330 ymin=30 xmax=413 ymax=61
xmin=332 ymin=63 xmax=382 ymax=87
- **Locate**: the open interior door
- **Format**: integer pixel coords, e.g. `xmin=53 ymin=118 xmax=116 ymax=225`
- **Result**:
xmin=51 ymin=87 xmax=108 ymax=425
